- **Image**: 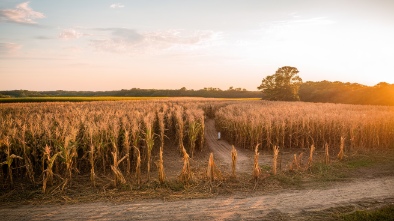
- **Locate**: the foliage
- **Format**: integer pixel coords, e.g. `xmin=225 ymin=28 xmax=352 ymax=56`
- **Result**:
xmin=0 ymin=88 xmax=261 ymax=100
xmin=2 ymin=80 xmax=394 ymax=106
xmin=299 ymin=81 xmax=394 ymax=106
xmin=258 ymin=66 xmax=303 ymax=101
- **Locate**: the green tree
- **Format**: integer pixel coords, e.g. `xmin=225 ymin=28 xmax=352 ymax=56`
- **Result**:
xmin=257 ymin=66 xmax=302 ymax=101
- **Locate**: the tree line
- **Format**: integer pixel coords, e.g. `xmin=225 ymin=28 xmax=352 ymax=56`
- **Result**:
xmin=0 ymin=88 xmax=261 ymax=99
xmin=258 ymin=66 xmax=394 ymax=106
xmin=1 ymin=70 xmax=393 ymax=106
xmin=299 ymin=81 xmax=394 ymax=106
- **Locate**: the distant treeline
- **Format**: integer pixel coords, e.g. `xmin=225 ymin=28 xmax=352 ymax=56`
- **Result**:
xmin=1 ymin=81 xmax=393 ymax=106
xmin=0 ymin=87 xmax=261 ymax=99
xmin=299 ymin=81 xmax=394 ymax=106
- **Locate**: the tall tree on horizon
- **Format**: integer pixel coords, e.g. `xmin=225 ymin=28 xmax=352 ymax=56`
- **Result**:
xmin=258 ymin=66 xmax=303 ymax=101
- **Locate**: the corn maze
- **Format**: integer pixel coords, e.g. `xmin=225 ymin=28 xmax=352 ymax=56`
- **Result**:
xmin=1 ymin=99 xmax=393 ymax=193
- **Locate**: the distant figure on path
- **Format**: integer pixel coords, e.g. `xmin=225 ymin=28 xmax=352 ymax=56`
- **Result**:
xmin=218 ymin=132 xmax=221 ymax=140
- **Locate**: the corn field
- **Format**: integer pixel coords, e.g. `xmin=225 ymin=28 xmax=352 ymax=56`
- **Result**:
xmin=0 ymin=99 xmax=206 ymax=190
xmin=1 ymin=99 xmax=393 ymax=190
xmin=216 ymin=101 xmax=394 ymax=151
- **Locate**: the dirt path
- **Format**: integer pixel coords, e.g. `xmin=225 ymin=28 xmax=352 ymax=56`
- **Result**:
xmin=2 ymin=176 xmax=393 ymax=220
xmin=205 ymin=119 xmax=254 ymax=173
xmin=205 ymin=119 xmax=273 ymax=174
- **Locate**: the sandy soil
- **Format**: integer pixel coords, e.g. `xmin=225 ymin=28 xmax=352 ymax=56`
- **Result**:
xmin=1 ymin=176 xmax=393 ymax=221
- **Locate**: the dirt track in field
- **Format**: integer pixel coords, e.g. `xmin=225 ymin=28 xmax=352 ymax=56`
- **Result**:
xmin=2 ymin=177 xmax=394 ymax=220
xmin=205 ymin=119 xmax=251 ymax=173
xmin=204 ymin=119 xmax=272 ymax=174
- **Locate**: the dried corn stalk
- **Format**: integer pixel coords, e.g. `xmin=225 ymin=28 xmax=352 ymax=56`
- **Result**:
xmin=272 ymin=146 xmax=279 ymax=175
xmin=231 ymin=145 xmax=237 ymax=178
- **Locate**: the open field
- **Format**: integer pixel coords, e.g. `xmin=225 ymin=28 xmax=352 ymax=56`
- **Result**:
xmin=1 ymin=98 xmax=394 ymax=220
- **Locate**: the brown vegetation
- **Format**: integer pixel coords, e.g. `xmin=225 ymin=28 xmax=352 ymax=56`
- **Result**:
xmin=272 ymin=146 xmax=279 ymax=175
xmin=231 ymin=145 xmax=237 ymax=178
xmin=215 ymin=101 xmax=394 ymax=151
xmin=0 ymin=99 xmax=393 ymax=194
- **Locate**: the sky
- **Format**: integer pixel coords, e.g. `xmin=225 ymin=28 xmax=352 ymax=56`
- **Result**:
xmin=0 ymin=0 xmax=393 ymax=91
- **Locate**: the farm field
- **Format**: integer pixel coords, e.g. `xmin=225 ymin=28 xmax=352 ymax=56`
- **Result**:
xmin=1 ymin=98 xmax=394 ymax=220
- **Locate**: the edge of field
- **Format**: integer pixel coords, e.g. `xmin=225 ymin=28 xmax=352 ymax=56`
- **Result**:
xmin=0 ymin=97 xmax=261 ymax=103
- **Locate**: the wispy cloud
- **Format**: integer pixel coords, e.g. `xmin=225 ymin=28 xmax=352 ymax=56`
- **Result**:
xmin=110 ymin=3 xmax=125 ymax=9
xmin=0 ymin=42 xmax=22 ymax=54
xmin=58 ymin=29 xmax=84 ymax=40
xmin=0 ymin=2 xmax=45 ymax=24
xmin=90 ymin=28 xmax=220 ymax=54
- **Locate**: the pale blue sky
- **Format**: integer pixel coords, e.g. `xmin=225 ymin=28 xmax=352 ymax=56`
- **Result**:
xmin=0 ymin=0 xmax=393 ymax=91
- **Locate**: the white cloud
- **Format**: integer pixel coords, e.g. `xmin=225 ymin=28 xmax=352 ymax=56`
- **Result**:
xmin=110 ymin=3 xmax=125 ymax=9
xmin=0 ymin=42 xmax=22 ymax=54
xmin=90 ymin=29 xmax=219 ymax=55
xmin=0 ymin=2 xmax=45 ymax=24
xmin=59 ymin=29 xmax=83 ymax=40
